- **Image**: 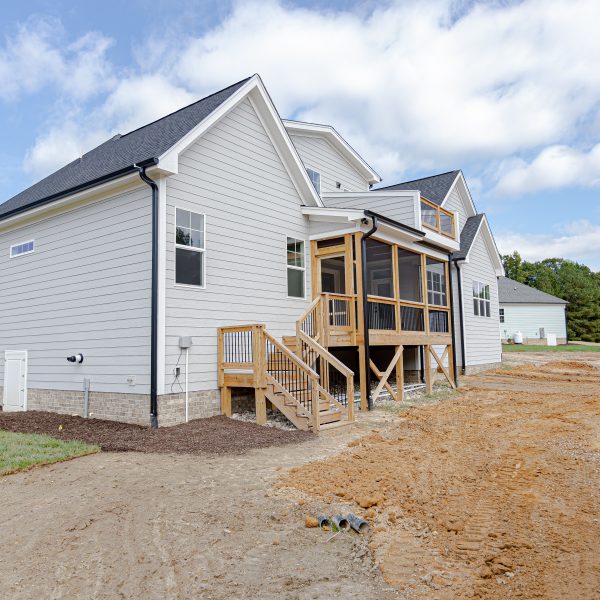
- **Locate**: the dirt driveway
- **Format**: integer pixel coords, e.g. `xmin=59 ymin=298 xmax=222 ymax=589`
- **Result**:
xmin=1 ymin=352 xmax=599 ymax=599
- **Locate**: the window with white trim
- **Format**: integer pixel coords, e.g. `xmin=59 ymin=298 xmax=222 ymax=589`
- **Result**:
xmin=306 ymin=168 xmax=321 ymax=194
xmin=175 ymin=208 xmax=205 ymax=287
xmin=499 ymin=308 xmax=505 ymax=323
xmin=473 ymin=281 xmax=491 ymax=317
xmin=287 ymin=237 xmax=305 ymax=298
xmin=10 ymin=240 xmax=35 ymax=258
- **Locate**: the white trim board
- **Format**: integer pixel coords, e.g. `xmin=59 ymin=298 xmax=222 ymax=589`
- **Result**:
xmin=159 ymin=75 xmax=323 ymax=208
xmin=283 ymin=119 xmax=381 ymax=184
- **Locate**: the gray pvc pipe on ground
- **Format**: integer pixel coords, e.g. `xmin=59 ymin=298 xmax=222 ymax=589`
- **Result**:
xmin=347 ymin=513 xmax=369 ymax=533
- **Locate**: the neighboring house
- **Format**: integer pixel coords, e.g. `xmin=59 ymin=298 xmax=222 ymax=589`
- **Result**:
xmin=498 ymin=277 xmax=568 ymax=344
xmin=0 ymin=74 xmax=503 ymax=429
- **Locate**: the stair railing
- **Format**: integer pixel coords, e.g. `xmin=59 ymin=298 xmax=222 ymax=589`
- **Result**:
xmin=296 ymin=330 xmax=354 ymax=422
xmin=263 ymin=330 xmax=321 ymax=431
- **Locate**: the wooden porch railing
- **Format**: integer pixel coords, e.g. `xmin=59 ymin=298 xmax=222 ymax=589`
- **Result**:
xmin=218 ymin=322 xmax=354 ymax=430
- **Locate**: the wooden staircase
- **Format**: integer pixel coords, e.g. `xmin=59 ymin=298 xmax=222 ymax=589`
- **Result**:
xmin=217 ymin=323 xmax=354 ymax=431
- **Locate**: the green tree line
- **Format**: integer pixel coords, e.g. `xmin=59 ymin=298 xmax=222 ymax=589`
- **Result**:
xmin=502 ymin=252 xmax=600 ymax=342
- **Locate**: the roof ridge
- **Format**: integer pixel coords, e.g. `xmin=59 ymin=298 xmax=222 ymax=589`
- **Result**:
xmin=118 ymin=75 xmax=253 ymax=140
xmin=394 ymin=169 xmax=460 ymax=186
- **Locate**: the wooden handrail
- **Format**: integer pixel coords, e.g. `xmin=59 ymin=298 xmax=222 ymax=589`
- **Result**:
xmin=324 ymin=292 xmax=354 ymax=301
xmin=421 ymin=196 xmax=455 ymax=238
xmin=218 ymin=323 xmax=264 ymax=332
xmin=367 ymin=294 xmax=397 ymax=305
xmin=263 ymin=330 xmax=319 ymax=379
xmin=297 ymin=330 xmax=354 ymax=377
xmin=297 ymin=296 xmax=321 ymax=326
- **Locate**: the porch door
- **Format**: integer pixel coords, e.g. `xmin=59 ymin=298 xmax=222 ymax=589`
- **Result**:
xmin=318 ymin=254 xmax=346 ymax=294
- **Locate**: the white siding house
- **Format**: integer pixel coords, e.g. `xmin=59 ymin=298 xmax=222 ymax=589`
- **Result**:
xmin=498 ymin=277 xmax=568 ymax=344
xmin=0 ymin=74 xmax=507 ymax=426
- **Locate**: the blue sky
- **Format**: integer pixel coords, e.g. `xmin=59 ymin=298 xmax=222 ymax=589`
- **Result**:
xmin=1 ymin=0 xmax=599 ymax=268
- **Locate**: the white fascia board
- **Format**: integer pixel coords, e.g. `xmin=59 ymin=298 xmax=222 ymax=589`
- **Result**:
xmin=463 ymin=215 xmax=505 ymax=276
xmin=422 ymin=229 xmax=461 ymax=252
xmin=321 ymin=191 xmax=417 ymax=200
xmin=301 ymin=206 xmax=365 ymax=222
xmin=283 ymin=119 xmax=381 ymax=184
xmin=440 ymin=171 xmax=477 ymax=217
xmin=159 ymin=75 xmax=323 ymax=208
xmin=0 ymin=173 xmax=144 ymax=234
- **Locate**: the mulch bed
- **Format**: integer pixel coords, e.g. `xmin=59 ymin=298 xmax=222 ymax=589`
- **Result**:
xmin=0 ymin=411 xmax=312 ymax=455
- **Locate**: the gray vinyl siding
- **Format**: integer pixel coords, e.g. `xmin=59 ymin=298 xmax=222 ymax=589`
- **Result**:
xmin=442 ymin=187 xmax=468 ymax=234
xmin=0 ymin=185 xmax=152 ymax=394
xmin=289 ymin=134 xmax=370 ymax=193
xmin=461 ymin=232 xmax=502 ymax=366
xmin=323 ymin=193 xmax=417 ymax=228
xmin=499 ymin=304 xmax=567 ymax=340
xmin=165 ymin=98 xmax=311 ymax=392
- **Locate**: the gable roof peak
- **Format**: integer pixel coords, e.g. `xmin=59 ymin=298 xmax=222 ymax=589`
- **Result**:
xmin=375 ymin=170 xmax=461 ymax=205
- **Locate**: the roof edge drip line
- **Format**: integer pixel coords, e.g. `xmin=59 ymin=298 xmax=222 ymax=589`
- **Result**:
xmin=0 ymin=157 xmax=159 ymax=224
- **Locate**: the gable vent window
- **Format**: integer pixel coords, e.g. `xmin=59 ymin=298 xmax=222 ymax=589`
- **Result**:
xmin=10 ymin=240 xmax=35 ymax=258
xmin=473 ymin=281 xmax=491 ymax=317
xmin=175 ymin=208 xmax=205 ymax=287
xmin=307 ymin=168 xmax=321 ymax=194
xmin=287 ymin=237 xmax=305 ymax=298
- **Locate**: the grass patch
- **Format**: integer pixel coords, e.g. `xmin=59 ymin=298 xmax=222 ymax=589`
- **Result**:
xmin=502 ymin=344 xmax=600 ymax=353
xmin=0 ymin=431 xmax=99 ymax=476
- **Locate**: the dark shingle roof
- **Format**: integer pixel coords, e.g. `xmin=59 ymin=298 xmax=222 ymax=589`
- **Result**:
xmin=376 ymin=170 xmax=460 ymax=205
xmin=452 ymin=213 xmax=484 ymax=260
xmin=498 ymin=277 xmax=568 ymax=304
xmin=0 ymin=77 xmax=251 ymax=220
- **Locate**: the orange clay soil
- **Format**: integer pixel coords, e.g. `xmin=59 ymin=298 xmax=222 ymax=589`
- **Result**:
xmin=278 ymin=357 xmax=600 ymax=599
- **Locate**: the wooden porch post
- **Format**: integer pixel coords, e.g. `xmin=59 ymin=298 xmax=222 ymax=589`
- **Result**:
xmin=221 ymin=387 xmax=232 ymax=417
xmin=354 ymin=233 xmax=369 ymax=411
xmin=395 ymin=344 xmax=404 ymax=401
xmin=358 ymin=343 xmax=368 ymax=411
xmin=424 ymin=345 xmax=433 ymax=394
xmin=255 ymin=389 xmax=267 ymax=425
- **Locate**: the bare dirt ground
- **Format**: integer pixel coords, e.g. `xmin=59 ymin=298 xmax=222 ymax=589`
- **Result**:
xmin=280 ymin=352 xmax=600 ymax=599
xmin=1 ymin=351 xmax=599 ymax=599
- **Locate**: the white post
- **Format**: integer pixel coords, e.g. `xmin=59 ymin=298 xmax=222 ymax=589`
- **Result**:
xmin=185 ymin=348 xmax=189 ymax=423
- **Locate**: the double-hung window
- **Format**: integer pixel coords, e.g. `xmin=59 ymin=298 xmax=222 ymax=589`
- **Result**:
xmin=287 ymin=237 xmax=305 ymax=298
xmin=473 ymin=281 xmax=491 ymax=317
xmin=175 ymin=208 xmax=205 ymax=287
xmin=306 ymin=168 xmax=321 ymax=194
xmin=499 ymin=308 xmax=505 ymax=323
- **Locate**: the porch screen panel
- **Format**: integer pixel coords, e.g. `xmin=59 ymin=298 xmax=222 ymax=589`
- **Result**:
xmin=429 ymin=310 xmax=449 ymax=333
xmin=426 ymin=258 xmax=447 ymax=306
xmin=397 ymin=248 xmax=422 ymax=302
xmin=365 ymin=239 xmax=393 ymax=298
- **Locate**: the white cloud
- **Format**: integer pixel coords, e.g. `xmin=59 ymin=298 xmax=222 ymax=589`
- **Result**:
xmin=0 ymin=17 xmax=114 ymax=102
xmin=496 ymin=220 xmax=600 ymax=269
xmin=9 ymin=0 xmax=600 ymax=191
xmin=492 ymin=144 xmax=600 ymax=195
